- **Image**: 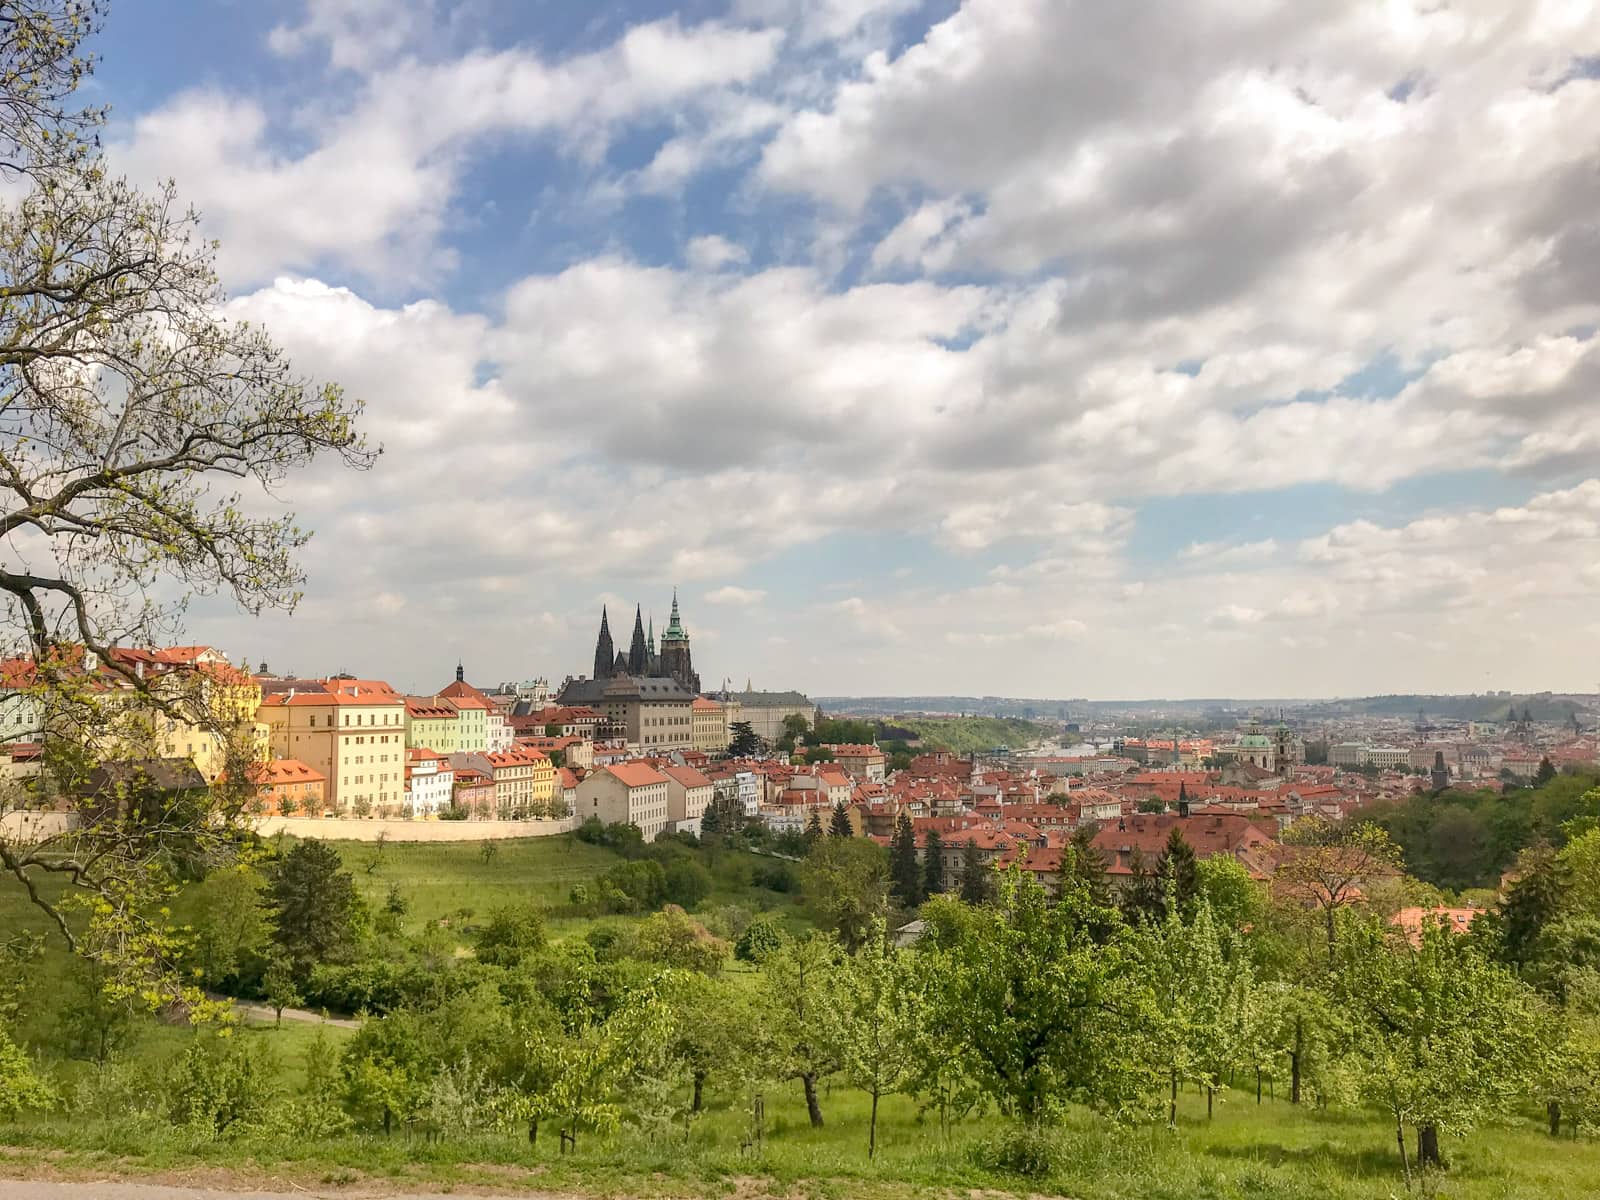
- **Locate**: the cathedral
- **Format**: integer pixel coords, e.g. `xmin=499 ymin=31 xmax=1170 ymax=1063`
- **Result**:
xmin=590 ymin=591 xmax=701 ymax=694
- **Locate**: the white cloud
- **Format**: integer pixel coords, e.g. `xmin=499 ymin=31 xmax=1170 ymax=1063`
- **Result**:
xmin=704 ymin=585 xmax=768 ymax=606
xmin=685 ymin=235 xmax=750 ymax=272
xmin=1180 ymin=538 xmax=1280 ymax=565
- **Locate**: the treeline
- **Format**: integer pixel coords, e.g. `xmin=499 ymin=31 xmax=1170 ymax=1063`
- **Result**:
xmin=1364 ymin=770 xmax=1600 ymax=890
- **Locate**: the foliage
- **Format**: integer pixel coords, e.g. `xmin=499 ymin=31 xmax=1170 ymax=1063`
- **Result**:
xmin=473 ymin=903 xmax=548 ymax=968
xmin=734 ymin=912 xmax=788 ymax=963
xmin=266 ymin=841 xmax=364 ymax=975
xmin=56 ymin=959 xmax=133 ymax=1065
xmin=728 ymin=721 xmax=760 ymax=757
xmin=0 ymin=1027 xmax=55 ymax=1120
xmin=889 ymin=810 xmax=921 ymax=907
xmin=189 ymin=865 xmax=270 ymax=992
xmin=922 ymin=828 xmax=945 ymax=898
xmin=759 ymin=932 xmax=846 ymax=1127
xmin=261 ymin=958 xmax=302 ymax=1026
xmin=166 ymin=1035 xmax=282 ymax=1138
xmin=923 ymin=870 xmax=1157 ymax=1122
xmin=836 ymin=921 xmax=921 ymax=1156
xmin=800 ymin=836 xmax=890 ymax=951
xmin=1276 ymin=818 xmax=1403 ymax=968
xmin=957 ymin=838 xmax=994 ymax=906
xmin=633 ymin=907 xmax=728 ymax=974
xmin=829 ymin=801 xmax=854 ymax=837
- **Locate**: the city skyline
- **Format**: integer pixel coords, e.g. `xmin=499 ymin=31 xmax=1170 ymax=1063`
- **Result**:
xmin=87 ymin=1 xmax=1600 ymax=697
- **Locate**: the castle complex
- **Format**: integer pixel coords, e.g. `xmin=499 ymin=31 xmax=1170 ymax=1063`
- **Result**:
xmin=587 ymin=591 xmax=701 ymax=695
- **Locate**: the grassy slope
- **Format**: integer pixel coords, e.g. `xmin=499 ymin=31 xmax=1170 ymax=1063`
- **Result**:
xmin=3 ymin=1083 xmax=1596 ymax=1199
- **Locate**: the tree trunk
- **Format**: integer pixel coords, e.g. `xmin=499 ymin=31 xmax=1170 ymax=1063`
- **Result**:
xmin=869 ymin=1090 xmax=880 ymax=1159
xmin=1256 ymin=1068 xmax=1262 ymax=1104
xmin=528 ymin=1118 xmax=538 ymax=1145
xmin=692 ymin=1070 xmax=705 ymax=1114
xmin=1169 ymin=1069 xmax=1178 ymax=1127
xmin=802 ymin=1072 xmax=825 ymax=1128
xmin=383 ymin=1107 xmax=392 ymax=1138
xmin=1290 ymin=1014 xmax=1303 ymax=1105
xmin=1207 ymin=1085 xmax=1214 ymax=1120
xmin=1417 ymin=1124 xmax=1442 ymax=1170
xmin=1548 ymin=1100 xmax=1562 ymax=1138
xmin=1394 ymin=1114 xmax=1411 ymax=1188
xmin=1325 ymin=905 xmax=1337 ymax=971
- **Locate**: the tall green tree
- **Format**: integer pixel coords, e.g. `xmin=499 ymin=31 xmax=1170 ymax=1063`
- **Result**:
xmin=0 ymin=1 xmax=369 ymax=1006
xmin=266 ymin=840 xmax=363 ymax=975
xmin=922 ymin=829 xmax=945 ymax=899
xmin=1064 ymin=825 xmax=1112 ymax=910
xmin=728 ymin=721 xmax=760 ymax=757
xmin=958 ymin=839 xmax=994 ymax=906
xmin=829 ymin=801 xmax=854 ymax=838
xmin=801 ymin=836 xmax=890 ymax=951
xmin=889 ymin=811 xmax=922 ymax=907
xmin=1159 ymin=827 xmax=1200 ymax=916
xmin=1500 ymin=843 xmax=1568 ymax=968
xmin=1535 ymin=756 xmax=1558 ymax=787
xmin=803 ymin=807 xmax=824 ymax=851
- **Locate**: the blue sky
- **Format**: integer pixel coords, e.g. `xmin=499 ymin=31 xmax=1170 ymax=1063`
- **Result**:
xmin=86 ymin=0 xmax=1600 ymax=698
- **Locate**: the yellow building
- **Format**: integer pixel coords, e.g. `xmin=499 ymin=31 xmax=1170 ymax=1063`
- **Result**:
xmin=258 ymin=682 xmax=407 ymax=816
xmin=405 ymin=696 xmax=460 ymax=755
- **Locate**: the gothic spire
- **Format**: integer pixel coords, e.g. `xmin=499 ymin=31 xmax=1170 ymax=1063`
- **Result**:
xmin=592 ymin=605 xmax=615 ymax=680
xmin=627 ymin=604 xmax=648 ymax=675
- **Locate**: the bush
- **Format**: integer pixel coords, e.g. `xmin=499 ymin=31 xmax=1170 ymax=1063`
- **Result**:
xmin=735 ymin=913 xmax=788 ymax=963
xmin=634 ymin=906 xmax=728 ymax=974
xmin=473 ymin=903 xmax=547 ymax=967
xmin=0 ymin=1028 xmax=56 ymax=1120
xmin=664 ymin=857 xmax=714 ymax=909
xmin=703 ymin=904 xmax=755 ymax=941
xmin=753 ymin=861 xmax=799 ymax=893
xmin=165 ymin=1036 xmax=282 ymax=1137
xmin=972 ymin=1125 xmax=1066 ymax=1179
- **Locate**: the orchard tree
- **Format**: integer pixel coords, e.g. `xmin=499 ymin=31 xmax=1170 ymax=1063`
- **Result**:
xmin=928 ymin=869 xmax=1157 ymax=1123
xmin=759 ymin=932 xmax=844 ymax=1127
xmin=800 ymin=835 xmax=889 ymax=951
xmin=1337 ymin=913 xmax=1545 ymax=1178
xmin=0 ymin=1 xmax=371 ymax=1005
xmin=836 ymin=922 xmax=920 ymax=1157
xmin=1275 ymin=818 xmax=1402 ymax=969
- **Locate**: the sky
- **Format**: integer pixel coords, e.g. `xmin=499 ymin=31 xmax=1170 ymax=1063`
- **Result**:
xmin=83 ymin=0 xmax=1600 ymax=699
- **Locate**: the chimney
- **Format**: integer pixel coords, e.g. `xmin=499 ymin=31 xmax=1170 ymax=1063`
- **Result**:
xmin=287 ymin=687 xmax=295 ymax=700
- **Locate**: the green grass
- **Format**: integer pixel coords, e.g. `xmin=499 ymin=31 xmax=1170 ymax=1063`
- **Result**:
xmin=890 ymin=716 xmax=1048 ymax=754
xmin=3 ymin=1080 xmax=1596 ymax=1198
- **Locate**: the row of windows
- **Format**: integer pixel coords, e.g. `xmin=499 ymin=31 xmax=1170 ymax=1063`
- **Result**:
xmin=644 ymin=716 xmax=690 ymax=727
xmin=302 ymin=712 xmax=400 ymax=728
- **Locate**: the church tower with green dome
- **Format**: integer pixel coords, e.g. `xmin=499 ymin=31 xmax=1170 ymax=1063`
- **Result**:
xmin=659 ymin=589 xmax=700 ymax=694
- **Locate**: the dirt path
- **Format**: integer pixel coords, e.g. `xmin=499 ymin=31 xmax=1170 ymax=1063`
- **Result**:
xmin=230 ymin=1002 xmax=359 ymax=1030
xmin=3 ymin=1182 xmax=565 ymax=1200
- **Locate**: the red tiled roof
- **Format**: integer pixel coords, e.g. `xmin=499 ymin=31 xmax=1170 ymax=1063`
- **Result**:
xmin=606 ymin=762 xmax=669 ymax=789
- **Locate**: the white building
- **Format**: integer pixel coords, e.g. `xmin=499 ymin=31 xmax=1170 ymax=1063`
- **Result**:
xmin=404 ymin=749 xmax=455 ymax=817
xmin=575 ymin=762 xmax=671 ymax=840
xmin=735 ymin=769 xmax=761 ymax=816
xmin=662 ymin=765 xmax=713 ymax=835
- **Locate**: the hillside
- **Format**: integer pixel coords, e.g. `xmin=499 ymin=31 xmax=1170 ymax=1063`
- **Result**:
xmin=887 ymin=715 xmax=1048 ymax=753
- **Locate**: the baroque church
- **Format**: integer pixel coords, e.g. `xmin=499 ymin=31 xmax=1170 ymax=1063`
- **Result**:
xmin=589 ymin=591 xmax=701 ymax=695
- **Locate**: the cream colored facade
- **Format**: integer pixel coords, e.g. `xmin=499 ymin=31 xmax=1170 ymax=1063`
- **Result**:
xmin=575 ymin=764 xmax=670 ymax=840
xmin=691 ymin=698 xmax=730 ymax=753
xmin=259 ymin=691 xmax=407 ymax=816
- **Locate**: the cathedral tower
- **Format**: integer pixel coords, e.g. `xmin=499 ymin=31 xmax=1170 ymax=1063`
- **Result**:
xmin=592 ymin=606 xmax=615 ymax=680
xmin=659 ymin=588 xmax=700 ymax=693
xmin=627 ymin=605 xmax=649 ymax=675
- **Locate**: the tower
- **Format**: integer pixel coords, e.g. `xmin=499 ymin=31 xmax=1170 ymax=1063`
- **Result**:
xmin=592 ymin=607 xmax=614 ymax=680
xmin=659 ymin=588 xmax=700 ymax=693
xmin=627 ymin=605 xmax=648 ymax=675
xmin=646 ymin=615 xmax=659 ymax=674
xmin=455 ymin=661 xmax=464 ymax=684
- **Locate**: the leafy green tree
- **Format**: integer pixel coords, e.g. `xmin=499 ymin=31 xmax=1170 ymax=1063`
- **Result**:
xmin=1196 ymin=855 xmax=1264 ymax=933
xmin=735 ymin=913 xmax=788 ymax=963
xmin=1140 ymin=898 xmax=1253 ymax=1122
xmin=1535 ymin=756 xmax=1558 ymax=787
xmin=1337 ymin=913 xmax=1546 ymax=1176
xmin=958 ymin=839 xmax=994 ymax=905
xmin=473 ymin=903 xmax=548 ymax=968
xmin=1500 ymin=843 xmax=1569 ymax=968
xmin=662 ymin=972 xmax=767 ymax=1115
xmin=805 ymin=747 xmax=836 ymax=765
xmin=266 ymin=841 xmax=363 ymax=975
xmin=837 ymin=922 xmax=920 ymax=1157
xmin=1063 ymin=826 xmax=1112 ymax=911
xmin=925 ymin=869 xmax=1157 ymax=1123
xmin=759 ymin=933 xmax=845 ymax=1127
xmin=1120 ymin=847 xmax=1165 ymax=926
xmin=829 ymin=801 xmax=854 ymax=838
xmin=729 ymin=721 xmax=760 ymax=757
xmin=663 ymin=856 xmax=713 ymax=909
xmin=341 ymin=1009 xmax=432 ymax=1136
xmin=0 ymin=3 xmax=369 ymax=1007
xmin=1560 ymin=828 xmax=1600 ymax=915
xmin=634 ymin=907 xmax=729 ymax=974
xmin=922 ymin=829 xmax=946 ymax=899
xmin=803 ymin=807 xmax=824 ymax=851
xmin=261 ymin=957 xmax=303 ymax=1028
xmin=801 ymin=836 xmax=889 ymax=951
xmin=889 ymin=811 xmax=921 ymax=907
xmin=190 ymin=865 xmax=270 ymax=990
xmin=57 ymin=960 xmax=133 ymax=1065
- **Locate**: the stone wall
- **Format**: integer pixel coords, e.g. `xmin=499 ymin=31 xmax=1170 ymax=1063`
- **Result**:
xmin=0 ymin=810 xmax=78 ymax=841
xmin=250 ymin=815 xmax=577 ymax=842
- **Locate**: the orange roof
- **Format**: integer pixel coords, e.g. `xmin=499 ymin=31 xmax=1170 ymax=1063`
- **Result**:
xmin=261 ymin=690 xmax=403 ymax=708
xmin=662 ymin=765 xmax=712 ymax=790
xmin=691 ymin=698 xmax=722 ymax=711
xmin=258 ymin=758 xmax=325 ymax=785
xmin=325 ymin=677 xmax=402 ymax=698
xmin=606 ymin=762 xmax=669 ymax=789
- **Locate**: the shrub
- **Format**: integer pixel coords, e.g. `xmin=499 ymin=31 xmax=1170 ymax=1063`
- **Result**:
xmin=664 ymin=857 xmax=714 ymax=909
xmin=0 ymin=1028 xmax=56 ymax=1120
xmin=972 ymin=1125 xmax=1066 ymax=1179
xmin=165 ymin=1036 xmax=282 ymax=1138
xmin=634 ymin=906 xmax=729 ymax=974
xmin=735 ymin=913 xmax=788 ymax=963
xmin=473 ymin=903 xmax=548 ymax=967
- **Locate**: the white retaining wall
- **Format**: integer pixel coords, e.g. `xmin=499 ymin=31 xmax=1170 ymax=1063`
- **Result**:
xmin=251 ymin=815 xmax=576 ymax=842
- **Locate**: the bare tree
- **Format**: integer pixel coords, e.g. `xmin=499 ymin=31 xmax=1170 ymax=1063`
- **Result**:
xmin=0 ymin=1 xmax=372 ymax=1007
